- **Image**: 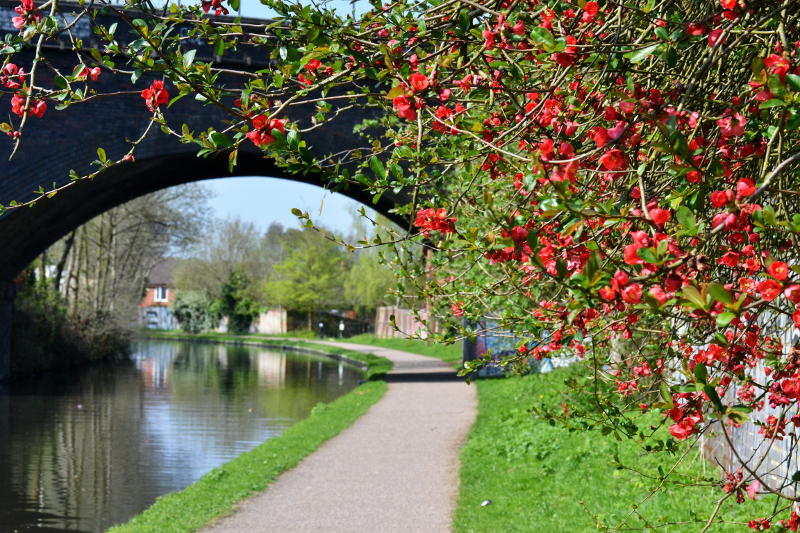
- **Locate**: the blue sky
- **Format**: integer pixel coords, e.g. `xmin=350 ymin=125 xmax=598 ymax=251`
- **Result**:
xmin=200 ymin=177 xmax=369 ymax=233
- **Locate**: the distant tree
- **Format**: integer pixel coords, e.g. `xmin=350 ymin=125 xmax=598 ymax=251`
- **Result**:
xmin=171 ymin=291 xmax=219 ymax=334
xmin=174 ymin=218 xmax=268 ymax=304
xmin=264 ymin=228 xmax=349 ymax=329
xmin=344 ymin=251 xmax=395 ymax=319
xmin=213 ymin=270 xmax=260 ymax=334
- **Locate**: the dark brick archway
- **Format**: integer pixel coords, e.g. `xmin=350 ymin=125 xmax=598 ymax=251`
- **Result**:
xmin=0 ymin=151 xmax=406 ymax=282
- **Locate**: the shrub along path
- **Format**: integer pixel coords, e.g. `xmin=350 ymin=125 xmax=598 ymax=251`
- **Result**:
xmin=200 ymin=340 xmax=477 ymax=533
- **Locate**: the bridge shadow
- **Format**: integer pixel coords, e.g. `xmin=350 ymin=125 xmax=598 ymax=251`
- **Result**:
xmin=384 ymin=371 xmax=464 ymax=383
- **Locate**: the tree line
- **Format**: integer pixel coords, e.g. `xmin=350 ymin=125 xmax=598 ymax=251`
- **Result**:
xmin=171 ymin=215 xmax=398 ymax=334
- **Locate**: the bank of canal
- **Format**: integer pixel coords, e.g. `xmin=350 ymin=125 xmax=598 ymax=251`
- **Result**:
xmin=0 ymin=337 xmax=389 ymax=533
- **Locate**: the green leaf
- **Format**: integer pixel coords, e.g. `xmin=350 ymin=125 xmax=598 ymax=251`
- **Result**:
xmin=660 ymin=382 xmax=674 ymax=407
xmin=675 ymin=205 xmax=697 ymax=234
xmin=554 ymin=258 xmax=567 ymax=279
xmin=624 ymin=43 xmax=660 ymax=64
xmin=759 ymin=99 xmax=786 ymax=109
xmin=529 ymin=27 xmax=555 ymax=49
xmin=227 ymin=0 xmax=240 ymax=11
xmin=209 ymin=131 xmax=232 ymax=148
xmin=715 ymin=312 xmax=736 ymax=327
xmin=369 ymin=156 xmax=386 ymax=181
xmin=708 ymin=283 xmax=733 ymax=304
xmin=183 ymin=49 xmax=197 ymax=69
xmin=787 ymin=73 xmax=800 ymax=92
xmin=704 ymin=385 xmax=724 ymax=412
xmin=694 ymin=363 xmax=708 ymax=384
xmin=96 ymin=147 xmax=106 ymax=163
xmin=636 ymin=247 xmax=658 ymax=264
xmin=681 ymin=285 xmax=706 ymax=310
xmin=286 ymin=129 xmax=299 ymax=150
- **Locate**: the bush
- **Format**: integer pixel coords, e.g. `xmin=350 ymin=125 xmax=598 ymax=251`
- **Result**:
xmin=171 ymin=291 xmax=219 ymax=334
xmin=12 ymin=282 xmax=129 ymax=378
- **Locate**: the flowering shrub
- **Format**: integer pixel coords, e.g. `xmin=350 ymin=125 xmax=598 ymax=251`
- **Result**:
xmin=4 ymin=0 xmax=800 ymax=527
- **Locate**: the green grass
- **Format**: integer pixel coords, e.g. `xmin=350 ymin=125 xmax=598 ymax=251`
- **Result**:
xmin=346 ymin=333 xmax=463 ymax=368
xmin=454 ymin=368 xmax=776 ymax=533
xmin=108 ymin=334 xmax=390 ymax=533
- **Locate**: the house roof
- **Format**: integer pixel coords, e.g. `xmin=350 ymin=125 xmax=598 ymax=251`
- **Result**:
xmin=146 ymin=258 xmax=176 ymax=287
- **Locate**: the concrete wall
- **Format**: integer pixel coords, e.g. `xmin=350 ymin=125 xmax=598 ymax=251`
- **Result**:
xmin=253 ymin=308 xmax=287 ymax=335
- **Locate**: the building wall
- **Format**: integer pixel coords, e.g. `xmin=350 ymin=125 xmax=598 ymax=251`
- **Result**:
xmin=139 ymin=286 xmax=176 ymax=330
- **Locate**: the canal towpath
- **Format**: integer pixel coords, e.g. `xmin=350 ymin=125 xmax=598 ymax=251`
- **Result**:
xmin=200 ymin=340 xmax=477 ymax=533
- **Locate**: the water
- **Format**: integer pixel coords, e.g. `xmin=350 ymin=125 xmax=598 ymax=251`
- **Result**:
xmin=0 ymin=339 xmax=362 ymax=533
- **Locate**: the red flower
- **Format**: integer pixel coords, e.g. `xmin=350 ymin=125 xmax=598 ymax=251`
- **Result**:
xmin=246 ymin=115 xmax=287 ymax=148
xmin=686 ymin=170 xmax=702 ymax=183
xmin=414 ymin=208 xmax=456 ymax=236
xmin=757 ymin=279 xmax=782 ymax=301
xmin=393 ymin=95 xmax=417 ymax=121
xmin=737 ymin=178 xmax=756 ymax=197
xmin=794 ymin=309 xmax=800 ymax=328
xmin=717 ymin=112 xmax=746 ymax=137
xmin=710 ymin=190 xmax=733 ymax=208
xmin=621 ymin=283 xmax=642 ymax=304
xmin=305 ymin=59 xmax=321 ymax=71
xmin=141 ymin=80 xmax=169 ymax=112
xmin=769 ymin=261 xmax=789 ymax=281
xmin=598 ymin=149 xmax=627 ymax=171
xmin=720 ymin=0 xmax=737 ymax=8
xmin=409 ymin=73 xmax=429 ymax=92
xmin=584 ymin=1 xmax=599 ymax=15
xmin=649 ymin=208 xmax=670 ymax=227
xmin=707 ymin=28 xmax=725 ymax=48
xmin=11 ymin=93 xmax=45 ymax=118
xmin=784 ymin=284 xmax=800 ymax=303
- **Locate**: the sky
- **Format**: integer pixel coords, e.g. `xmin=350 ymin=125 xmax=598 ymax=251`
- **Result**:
xmin=200 ymin=177 xmax=369 ymax=233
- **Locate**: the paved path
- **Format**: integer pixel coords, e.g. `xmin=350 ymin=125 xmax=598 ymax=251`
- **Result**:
xmin=201 ymin=341 xmax=477 ymax=533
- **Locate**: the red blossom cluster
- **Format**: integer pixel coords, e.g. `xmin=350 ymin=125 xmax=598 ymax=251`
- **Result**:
xmin=140 ymin=80 xmax=169 ymax=113
xmin=11 ymin=0 xmax=40 ymax=30
xmin=201 ymin=0 xmax=228 ymax=16
xmin=245 ymin=115 xmax=287 ymax=148
xmin=413 ymin=208 xmax=456 ymax=237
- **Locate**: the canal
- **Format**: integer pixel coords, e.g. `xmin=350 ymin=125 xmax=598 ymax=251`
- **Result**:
xmin=0 ymin=339 xmax=362 ymax=532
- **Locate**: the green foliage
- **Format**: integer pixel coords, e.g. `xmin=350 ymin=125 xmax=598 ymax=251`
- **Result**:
xmin=213 ymin=270 xmax=260 ymax=335
xmin=264 ymin=229 xmax=349 ymax=315
xmin=170 ymin=291 xmax=218 ymax=334
xmin=12 ymin=279 xmax=129 ymax=378
xmin=343 ymin=252 xmax=395 ymax=316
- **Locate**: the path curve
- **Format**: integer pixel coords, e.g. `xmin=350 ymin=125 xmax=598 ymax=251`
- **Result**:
xmin=200 ymin=341 xmax=477 ymax=533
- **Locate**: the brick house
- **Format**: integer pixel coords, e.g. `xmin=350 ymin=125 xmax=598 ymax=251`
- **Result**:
xmin=139 ymin=258 xmax=177 ymax=330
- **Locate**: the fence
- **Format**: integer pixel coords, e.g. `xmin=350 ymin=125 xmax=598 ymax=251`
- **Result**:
xmin=699 ymin=313 xmax=800 ymax=495
xmin=374 ymin=306 xmax=438 ymax=339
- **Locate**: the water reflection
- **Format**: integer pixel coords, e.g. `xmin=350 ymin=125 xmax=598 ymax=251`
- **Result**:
xmin=0 ymin=340 xmax=361 ymax=533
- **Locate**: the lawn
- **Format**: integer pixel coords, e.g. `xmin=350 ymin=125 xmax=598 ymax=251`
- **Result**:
xmin=454 ymin=369 xmax=776 ymax=532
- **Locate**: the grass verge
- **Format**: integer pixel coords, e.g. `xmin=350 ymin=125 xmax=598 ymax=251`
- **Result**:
xmin=108 ymin=334 xmax=390 ymax=533
xmin=454 ymin=368 xmax=775 ymax=533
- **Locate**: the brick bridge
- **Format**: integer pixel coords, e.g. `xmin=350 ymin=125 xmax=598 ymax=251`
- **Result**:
xmin=0 ymin=2 xmax=407 ymax=380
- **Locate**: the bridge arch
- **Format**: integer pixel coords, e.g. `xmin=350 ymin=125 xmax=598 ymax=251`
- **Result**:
xmin=0 ymin=150 xmax=407 ymax=281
